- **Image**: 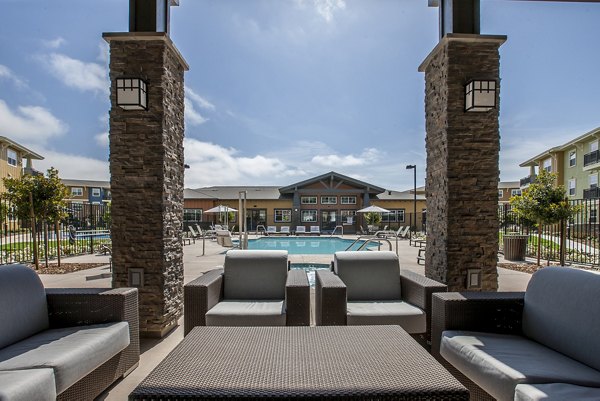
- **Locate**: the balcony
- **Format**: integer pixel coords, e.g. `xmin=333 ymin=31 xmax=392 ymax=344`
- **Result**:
xmin=583 ymin=150 xmax=600 ymax=170
xmin=583 ymin=187 xmax=600 ymax=199
xmin=520 ymin=174 xmax=536 ymax=187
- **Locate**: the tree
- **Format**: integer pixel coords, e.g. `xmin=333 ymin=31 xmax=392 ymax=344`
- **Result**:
xmin=509 ymin=170 xmax=580 ymax=265
xmin=364 ymin=212 xmax=382 ymax=226
xmin=2 ymin=168 xmax=69 ymax=268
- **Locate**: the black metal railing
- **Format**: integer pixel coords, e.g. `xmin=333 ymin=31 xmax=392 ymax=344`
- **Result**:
xmin=519 ymin=175 xmax=536 ymax=187
xmin=583 ymin=187 xmax=600 ymax=199
xmin=584 ymin=150 xmax=600 ymax=167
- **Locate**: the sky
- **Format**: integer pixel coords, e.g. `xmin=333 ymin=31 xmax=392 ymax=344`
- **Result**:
xmin=0 ymin=0 xmax=599 ymax=191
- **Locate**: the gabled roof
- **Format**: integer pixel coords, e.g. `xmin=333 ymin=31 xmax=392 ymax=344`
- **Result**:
xmin=0 ymin=136 xmax=44 ymax=160
xmin=279 ymin=171 xmax=386 ymax=195
xmin=376 ymin=189 xmax=426 ymax=201
xmin=520 ymin=126 xmax=600 ymax=167
xmin=62 ymin=179 xmax=110 ymax=188
xmin=187 ymin=186 xmax=283 ymax=200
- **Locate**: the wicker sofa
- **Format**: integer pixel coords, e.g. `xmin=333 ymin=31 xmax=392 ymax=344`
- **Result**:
xmin=0 ymin=264 xmax=139 ymax=401
xmin=432 ymin=267 xmax=600 ymax=401
xmin=184 ymin=250 xmax=310 ymax=334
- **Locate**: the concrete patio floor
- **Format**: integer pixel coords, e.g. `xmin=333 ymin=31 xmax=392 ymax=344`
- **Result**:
xmin=37 ymin=235 xmax=532 ymax=400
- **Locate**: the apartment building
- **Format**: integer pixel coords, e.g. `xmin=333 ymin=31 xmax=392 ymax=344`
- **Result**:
xmin=62 ymin=179 xmax=111 ymax=205
xmin=498 ymin=181 xmax=521 ymax=204
xmin=0 ymin=136 xmax=44 ymax=192
xmin=519 ymin=126 xmax=600 ymax=199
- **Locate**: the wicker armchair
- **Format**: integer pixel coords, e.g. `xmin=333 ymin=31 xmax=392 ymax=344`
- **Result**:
xmin=184 ymin=250 xmax=310 ymax=334
xmin=315 ymin=251 xmax=447 ymax=343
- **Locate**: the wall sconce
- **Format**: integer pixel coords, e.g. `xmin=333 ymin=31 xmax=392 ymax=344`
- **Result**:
xmin=129 ymin=268 xmax=145 ymax=287
xmin=467 ymin=269 xmax=482 ymax=289
xmin=116 ymin=78 xmax=148 ymax=110
xmin=465 ymin=80 xmax=496 ymax=112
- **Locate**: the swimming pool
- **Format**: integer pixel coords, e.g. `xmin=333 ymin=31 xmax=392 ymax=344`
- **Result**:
xmin=247 ymin=236 xmax=370 ymax=254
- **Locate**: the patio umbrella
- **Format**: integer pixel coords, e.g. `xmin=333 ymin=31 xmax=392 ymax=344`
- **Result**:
xmin=205 ymin=205 xmax=238 ymax=227
xmin=356 ymin=205 xmax=390 ymax=214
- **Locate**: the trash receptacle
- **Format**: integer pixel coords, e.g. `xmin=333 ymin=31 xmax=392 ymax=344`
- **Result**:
xmin=503 ymin=234 xmax=529 ymax=261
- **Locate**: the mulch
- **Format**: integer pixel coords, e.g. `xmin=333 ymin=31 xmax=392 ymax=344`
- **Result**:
xmin=29 ymin=263 xmax=109 ymax=274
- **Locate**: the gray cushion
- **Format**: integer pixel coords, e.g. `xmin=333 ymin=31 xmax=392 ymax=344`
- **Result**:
xmin=0 ymin=264 xmax=49 ymax=349
xmin=522 ymin=267 xmax=600 ymax=372
xmin=0 ymin=322 xmax=130 ymax=394
xmin=223 ymin=250 xmax=288 ymax=300
xmin=515 ymin=383 xmax=600 ymax=401
xmin=346 ymin=301 xmax=426 ymax=333
xmin=205 ymin=301 xmax=286 ymax=326
xmin=334 ymin=251 xmax=400 ymax=300
xmin=0 ymin=369 xmax=56 ymax=401
xmin=441 ymin=330 xmax=600 ymax=401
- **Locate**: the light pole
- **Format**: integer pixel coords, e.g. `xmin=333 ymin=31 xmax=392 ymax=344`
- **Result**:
xmin=405 ymin=165 xmax=417 ymax=234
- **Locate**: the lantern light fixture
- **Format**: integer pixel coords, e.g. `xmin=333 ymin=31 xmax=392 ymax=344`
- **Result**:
xmin=116 ymin=78 xmax=148 ymax=110
xmin=465 ymin=79 xmax=496 ymax=112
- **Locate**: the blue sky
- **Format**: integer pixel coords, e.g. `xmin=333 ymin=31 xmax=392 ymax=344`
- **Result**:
xmin=0 ymin=0 xmax=598 ymax=191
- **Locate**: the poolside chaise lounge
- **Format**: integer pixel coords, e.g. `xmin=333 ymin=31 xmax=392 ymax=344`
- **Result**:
xmin=280 ymin=226 xmax=291 ymax=235
xmin=184 ymin=250 xmax=310 ymax=334
xmin=0 ymin=264 xmax=139 ymax=401
xmin=295 ymin=226 xmax=307 ymax=235
xmin=315 ymin=251 xmax=446 ymax=343
xmin=309 ymin=226 xmax=321 ymax=236
xmin=266 ymin=226 xmax=278 ymax=235
xmin=432 ymin=266 xmax=600 ymax=401
xmin=215 ymin=229 xmax=239 ymax=248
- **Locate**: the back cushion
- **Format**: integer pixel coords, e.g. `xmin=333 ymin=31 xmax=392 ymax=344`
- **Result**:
xmin=224 ymin=250 xmax=288 ymax=300
xmin=334 ymin=251 xmax=401 ymax=301
xmin=523 ymin=267 xmax=600 ymax=371
xmin=0 ymin=264 xmax=49 ymax=349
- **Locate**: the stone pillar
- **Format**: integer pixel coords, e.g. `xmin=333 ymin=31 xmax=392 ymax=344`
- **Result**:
xmin=418 ymin=33 xmax=506 ymax=291
xmin=104 ymin=32 xmax=189 ymax=337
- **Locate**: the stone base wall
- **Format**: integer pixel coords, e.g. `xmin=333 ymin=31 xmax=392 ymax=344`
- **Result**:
xmin=420 ymin=35 xmax=505 ymax=291
xmin=108 ymin=36 xmax=186 ymax=336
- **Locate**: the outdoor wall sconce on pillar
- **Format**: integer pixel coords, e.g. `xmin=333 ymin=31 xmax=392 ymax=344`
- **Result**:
xmin=116 ymin=78 xmax=148 ymax=110
xmin=467 ymin=268 xmax=482 ymax=289
xmin=465 ymin=79 xmax=496 ymax=112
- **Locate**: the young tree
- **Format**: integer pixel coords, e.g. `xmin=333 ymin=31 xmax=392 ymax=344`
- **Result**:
xmin=509 ymin=170 xmax=579 ymax=265
xmin=2 ymin=168 xmax=69 ymax=269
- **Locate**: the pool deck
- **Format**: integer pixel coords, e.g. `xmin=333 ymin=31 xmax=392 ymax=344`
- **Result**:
xmin=36 ymin=234 xmax=532 ymax=400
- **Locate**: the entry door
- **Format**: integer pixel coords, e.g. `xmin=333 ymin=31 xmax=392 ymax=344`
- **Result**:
xmin=321 ymin=210 xmax=338 ymax=232
xmin=246 ymin=209 xmax=266 ymax=231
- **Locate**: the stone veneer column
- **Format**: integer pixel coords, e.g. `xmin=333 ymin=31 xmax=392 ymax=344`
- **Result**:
xmin=418 ymin=34 xmax=506 ymax=291
xmin=104 ymin=32 xmax=189 ymax=337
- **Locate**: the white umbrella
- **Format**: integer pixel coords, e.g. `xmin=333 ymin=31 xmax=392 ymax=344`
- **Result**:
xmin=205 ymin=205 xmax=238 ymax=226
xmin=356 ymin=205 xmax=390 ymax=213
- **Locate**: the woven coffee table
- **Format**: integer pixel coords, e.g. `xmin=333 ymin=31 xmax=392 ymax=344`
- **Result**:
xmin=130 ymin=325 xmax=468 ymax=401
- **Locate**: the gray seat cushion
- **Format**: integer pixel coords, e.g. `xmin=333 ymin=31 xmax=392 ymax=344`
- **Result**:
xmin=0 ymin=322 xmax=130 ymax=394
xmin=0 ymin=369 xmax=56 ymax=401
xmin=441 ymin=330 xmax=600 ymax=401
xmin=0 ymin=264 xmax=49 ymax=349
xmin=346 ymin=301 xmax=426 ymax=333
xmin=223 ymin=250 xmax=288 ymax=300
xmin=205 ymin=301 xmax=286 ymax=326
xmin=334 ymin=251 xmax=400 ymax=300
xmin=523 ymin=267 xmax=600 ymax=372
xmin=514 ymin=383 xmax=600 ymax=401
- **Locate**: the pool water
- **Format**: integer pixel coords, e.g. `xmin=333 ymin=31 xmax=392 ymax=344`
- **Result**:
xmin=290 ymin=263 xmax=331 ymax=287
xmin=247 ymin=237 xmax=369 ymax=254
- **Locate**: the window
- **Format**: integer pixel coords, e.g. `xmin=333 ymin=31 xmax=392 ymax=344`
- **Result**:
xmin=320 ymin=196 xmax=337 ymax=204
xmin=91 ymin=188 xmax=101 ymax=197
xmin=543 ymin=158 xmax=552 ymax=173
xmin=274 ymin=209 xmax=291 ymax=223
xmin=498 ymin=189 xmax=503 ymax=198
xmin=591 ymin=209 xmax=597 ymax=224
xmin=397 ymin=209 xmax=405 ymax=223
xmin=71 ymin=187 xmax=83 ymax=197
xmin=340 ymin=196 xmax=356 ymax=205
xmin=511 ymin=189 xmax=522 ymax=197
xmin=590 ymin=174 xmax=598 ymax=189
xmin=381 ymin=211 xmax=396 ymax=222
xmin=301 ymin=210 xmax=317 ymax=222
xmin=301 ymin=196 xmax=317 ymax=204
xmin=591 ymin=141 xmax=599 ymax=152
xmin=568 ymin=179 xmax=576 ymax=196
xmin=6 ymin=148 xmax=17 ymax=167
xmin=569 ymin=150 xmax=576 ymax=167
xmin=341 ymin=210 xmax=356 ymax=224
xmin=183 ymin=209 xmax=203 ymax=222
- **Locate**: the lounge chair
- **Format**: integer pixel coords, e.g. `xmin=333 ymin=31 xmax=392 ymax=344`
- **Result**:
xmin=280 ymin=226 xmax=291 ymax=235
xmin=266 ymin=226 xmax=277 ymax=235
xmin=309 ymin=226 xmax=321 ymax=236
xmin=188 ymin=225 xmax=201 ymax=238
xmin=216 ymin=229 xmax=239 ymax=248
xmin=183 ymin=250 xmax=310 ymax=333
xmin=295 ymin=226 xmax=307 ymax=235
xmin=315 ymin=251 xmax=447 ymax=342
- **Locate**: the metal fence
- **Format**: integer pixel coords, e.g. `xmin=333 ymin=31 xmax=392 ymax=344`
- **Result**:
xmin=499 ymin=198 xmax=600 ymax=267
xmin=0 ymin=199 xmax=111 ymax=265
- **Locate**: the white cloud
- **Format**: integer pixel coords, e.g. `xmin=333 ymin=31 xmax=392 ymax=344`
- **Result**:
xmin=0 ymin=64 xmax=26 ymax=88
xmin=35 ymin=149 xmax=109 ymax=181
xmin=97 ymin=41 xmax=109 ymax=64
xmin=184 ymin=87 xmax=215 ymax=126
xmin=0 ymin=99 xmax=67 ymax=144
xmin=296 ymin=0 xmax=346 ymax=22
xmin=94 ymin=132 xmax=109 ymax=148
xmin=311 ymin=147 xmax=381 ymax=167
xmin=42 ymin=37 xmax=66 ymax=49
xmin=41 ymin=53 xmax=108 ymax=94
xmin=184 ymin=139 xmax=304 ymax=187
